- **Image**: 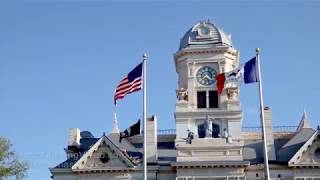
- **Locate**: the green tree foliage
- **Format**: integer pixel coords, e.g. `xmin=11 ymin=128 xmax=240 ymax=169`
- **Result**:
xmin=0 ymin=137 xmax=29 ymax=179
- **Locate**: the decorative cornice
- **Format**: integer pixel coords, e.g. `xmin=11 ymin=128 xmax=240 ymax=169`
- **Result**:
xmin=174 ymin=46 xmax=238 ymax=61
xmin=72 ymin=167 xmax=136 ymax=173
xmin=172 ymin=161 xmax=249 ymax=168
xmin=175 ymin=110 xmax=242 ymax=120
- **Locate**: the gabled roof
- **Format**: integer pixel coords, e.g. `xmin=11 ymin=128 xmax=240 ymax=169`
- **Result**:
xmin=71 ymin=135 xmax=138 ymax=170
xmin=54 ymin=137 xmax=99 ymax=169
xmin=53 ymin=126 xmax=319 ymax=173
xmin=288 ymin=130 xmax=319 ymax=166
xmin=52 ymin=134 xmax=142 ymax=170
xmin=277 ymin=128 xmax=315 ymax=162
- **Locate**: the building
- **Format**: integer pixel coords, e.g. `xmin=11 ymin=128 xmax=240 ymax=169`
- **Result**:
xmin=50 ymin=21 xmax=320 ymax=180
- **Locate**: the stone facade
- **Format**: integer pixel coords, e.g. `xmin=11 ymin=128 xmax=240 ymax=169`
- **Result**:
xmin=50 ymin=21 xmax=320 ymax=180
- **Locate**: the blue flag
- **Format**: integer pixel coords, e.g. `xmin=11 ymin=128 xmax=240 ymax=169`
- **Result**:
xmin=244 ymin=57 xmax=259 ymax=84
xmin=215 ymin=57 xmax=259 ymax=95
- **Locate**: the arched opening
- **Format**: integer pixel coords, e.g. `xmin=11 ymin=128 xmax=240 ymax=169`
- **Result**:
xmin=212 ymin=123 xmax=220 ymax=138
xmin=197 ymin=124 xmax=206 ymax=138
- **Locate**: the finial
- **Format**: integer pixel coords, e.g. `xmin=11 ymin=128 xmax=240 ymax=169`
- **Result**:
xmin=302 ymin=108 xmax=308 ymax=120
xmin=112 ymin=112 xmax=120 ymax=134
xmin=103 ymin=132 xmax=106 ymax=136
xmin=256 ymin=48 xmax=260 ymax=53
xmin=296 ymin=109 xmax=310 ymax=132
xmin=143 ymin=53 xmax=148 ymax=60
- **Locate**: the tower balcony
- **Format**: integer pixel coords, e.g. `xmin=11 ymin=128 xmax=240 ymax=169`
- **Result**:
xmin=176 ymin=137 xmax=244 ymax=162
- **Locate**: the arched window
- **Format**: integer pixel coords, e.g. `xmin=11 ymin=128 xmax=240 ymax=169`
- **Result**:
xmin=212 ymin=123 xmax=220 ymax=138
xmin=197 ymin=124 xmax=206 ymax=138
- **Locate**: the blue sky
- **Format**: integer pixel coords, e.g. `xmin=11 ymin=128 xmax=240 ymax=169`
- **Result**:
xmin=0 ymin=1 xmax=319 ymax=179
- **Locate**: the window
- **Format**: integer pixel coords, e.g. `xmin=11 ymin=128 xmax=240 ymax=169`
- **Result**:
xmin=197 ymin=124 xmax=206 ymax=138
xmin=315 ymin=148 xmax=320 ymax=159
xmin=209 ymin=90 xmax=218 ymax=108
xmin=197 ymin=90 xmax=219 ymax=109
xmin=212 ymin=124 xmax=220 ymax=138
xmin=197 ymin=91 xmax=206 ymax=108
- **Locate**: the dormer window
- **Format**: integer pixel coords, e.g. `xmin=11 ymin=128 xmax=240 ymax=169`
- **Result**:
xmin=196 ymin=24 xmax=212 ymax=39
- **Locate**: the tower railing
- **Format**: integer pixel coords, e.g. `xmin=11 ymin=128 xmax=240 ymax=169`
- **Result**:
xmin=155 ymin=126 xmax=298 ymax=135
xmin=241 ymin=126 xmax=297 ymax=132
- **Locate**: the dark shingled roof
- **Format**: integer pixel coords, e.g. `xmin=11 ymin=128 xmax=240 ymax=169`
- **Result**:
xmin=54 ymin=128 xmax=317 ymax=169
xmin=243 ymin=139 xmax=264 ymax=164
xmin=55 ymin=136 xmax=99 ymax=168
xmin=276 ymin=128 xmax=315 ymax=162
xmin=243 ymin=137 xmax=290 ymax=164
xmin=54 ymin=133 xmax=144 ymax=169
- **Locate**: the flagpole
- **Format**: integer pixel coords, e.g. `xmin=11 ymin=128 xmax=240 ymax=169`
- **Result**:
xmin=142 ymin=53 xmax=148 ymax=180
xmin=256 ymin=48 xmax=271 ymax=180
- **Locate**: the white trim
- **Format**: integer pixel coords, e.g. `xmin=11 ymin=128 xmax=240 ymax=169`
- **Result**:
xmin=71 ymin=136 xmax=134 ymax=170
xmin=288 ymin=130 xmax=319 ymax=166
xmin=294 ymin=177 xmax=320 ymax=180
xmin=176 ymin=175 xmax=246 ymax=180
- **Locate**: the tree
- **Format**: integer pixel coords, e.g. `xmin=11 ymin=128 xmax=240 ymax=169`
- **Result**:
xmin=0 ymin=137 xmax=29 ymax=179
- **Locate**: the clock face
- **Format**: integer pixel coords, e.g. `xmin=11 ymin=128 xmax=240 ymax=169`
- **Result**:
xmin=196 ymin=66 xmax=217 ymax=86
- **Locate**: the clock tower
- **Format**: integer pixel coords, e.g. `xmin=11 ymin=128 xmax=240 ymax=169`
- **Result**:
xmin=174 ymin=21 xmax=245 ymax=163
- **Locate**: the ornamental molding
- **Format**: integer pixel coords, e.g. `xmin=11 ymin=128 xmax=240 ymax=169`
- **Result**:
xmin=172 ymin=161 xmax=249 ymax=168
xmin=174 ymin=46 xmax=238 ymax=60
xmin=187 ymin=59 xmax=223 ymax=65
xmin=175 ymin=110 xmax=242 ymax=120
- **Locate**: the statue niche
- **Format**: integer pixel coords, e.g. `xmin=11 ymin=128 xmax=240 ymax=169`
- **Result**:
xmin=176 ymin=88 xmax=188 ymax=101
xmin=227 ymin=88 xmax=239 ymax=101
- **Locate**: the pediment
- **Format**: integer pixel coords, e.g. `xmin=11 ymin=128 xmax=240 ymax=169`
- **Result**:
xmin=71 ymin=136 xmax=140 ymax=171
xmin=289 ymin=130 xmax=320 ymax=167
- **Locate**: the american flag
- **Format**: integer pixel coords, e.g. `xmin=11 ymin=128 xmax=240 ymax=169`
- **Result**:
xmin=114 ymin=63 xmax=143 ymax=104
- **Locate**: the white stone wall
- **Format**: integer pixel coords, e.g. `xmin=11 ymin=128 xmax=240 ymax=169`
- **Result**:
xmin=53 ymin=172 xmax=142 ymax=180
xmin=146 ymin=116 xmax=158 ymax=163
xmin=228 ymin=120 xmax=242 ymax=138
xmin=53 ymin=171 xmax=177 ymax=180
xmin=52 ymin=165 xmax=320 ymax=180
xmin=174 ymin=46 xmax=243 ymax=147
xmin=177 ymin=167 xmax=245 ymax=178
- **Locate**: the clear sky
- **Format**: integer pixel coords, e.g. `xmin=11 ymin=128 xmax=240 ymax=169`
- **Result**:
xmin=0 ymin=1 xmax=319 ymax=179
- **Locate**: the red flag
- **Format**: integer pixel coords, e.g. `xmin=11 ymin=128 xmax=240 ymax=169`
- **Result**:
xmin=215 ymin=73 xmax=225 ymax=95
xmin=215 ymin=57 xmax=258 ymax=96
